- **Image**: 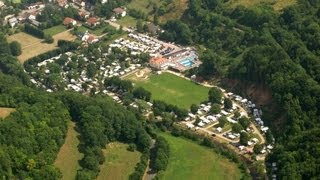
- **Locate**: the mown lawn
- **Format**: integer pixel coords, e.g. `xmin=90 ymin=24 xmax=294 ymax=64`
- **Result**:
xmin=127 ymin=72 xmax=209 ymax=109
xmin=54 ymin=121 xmax=83 ymax=180
xmin=44 ymin=25 xmax=67 ymax=36
xmin=158 ymin=132 xmax=242 ymax=180
xmin=97 ymin=142 xmax=141 ymax=180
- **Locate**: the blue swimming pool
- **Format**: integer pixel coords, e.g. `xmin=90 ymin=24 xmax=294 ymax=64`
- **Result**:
xmin=179 ymin=54 xmax=197 ymax=67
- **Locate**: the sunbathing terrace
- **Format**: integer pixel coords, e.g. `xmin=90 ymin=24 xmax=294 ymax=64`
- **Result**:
xmin=150 ymin=49 xmax=202 ymax=72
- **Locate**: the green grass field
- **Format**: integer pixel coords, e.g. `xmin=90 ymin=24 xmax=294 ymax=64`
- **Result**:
xmin=97 ymin=142 xmax=141 ymax=180
xmin=54 ymin=121 xmax=83 ymax=180
xmin=117 ymin=16 xmax=138 ymax=27
xmin=43 ymin=25 xmax=67 ymax=36
xmin=158 ymin=132 xmax=242 ymax=180
xmin=127 ymin=72 xmax=209 ymax=109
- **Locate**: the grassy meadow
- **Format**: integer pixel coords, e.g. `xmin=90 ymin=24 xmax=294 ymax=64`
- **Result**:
xmin=7 ymin=31 xmax=76 ymax=63
xmin=97 ymin=142 xmax=141 ymax=180
xmin=158 ymin=132 xmax=242 ymax=180
xmin=126 ymin=72 xmax=209 ymax=109
xmin=54 ymin=121 xmax=83 ymax=180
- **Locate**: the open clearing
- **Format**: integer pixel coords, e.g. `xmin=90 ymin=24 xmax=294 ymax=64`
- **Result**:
xmin=126 ymin=71 xmax=209 ymax=109
xmin=225 ymin=0 xmax=296 ymax=11
xmin=97 ymin=142 xmax=141 ymax=180
xmin=7 ymin=30 xmax=76 ymax=63
xmin=44 ymin=25 xmax=67 ymax=36
xmin=158 ymin=132 xmax=242 ymax=180
xmin=117 ymin=16 xmax=138 ymax=27
xmin=0 ymin=108 xmax=15 ymax=119
xmin=127 ymin=0 xmax=188 ymax=23
xmin=54 ymin=121 xmax=83 ymax=180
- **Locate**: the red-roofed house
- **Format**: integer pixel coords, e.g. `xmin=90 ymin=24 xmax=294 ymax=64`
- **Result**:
xmin=150 ymin=57 xmax=169 ymax=70
xmin=113 ymin=7 xmax=126 ymax=17
xmin=57 ymin=0 xmax=68 ymax=8
xmin=88 ymin=35 xmax=99 ymax=44
xmin=79 ymin=11 xmax=90 ymax=19
xmin=63 ymin=17 xmax=77 ymax=27
xmin=86 ymin=17 xmax=99 ymax=27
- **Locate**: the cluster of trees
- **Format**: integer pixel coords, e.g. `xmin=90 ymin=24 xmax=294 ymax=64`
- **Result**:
xmin=104 ymin=76 xmax=133 ymax=93
xmin=37 ymin=5 xmax=79 ymax=29
xmin=159 ymin=0 xmax=320 ymax=178
xmin=24 ymin=24 xmax=45 ymax=39
xmin=153 ymin=100 xmax=188 ymax=119
xmin=0 ymin=34 xmax=22 ymax=57
xmin=0 ymin=74 xmax=69 ymax=179
xmin=129 ymin=151 xmax=149 ymax=180
xmin=151 ymin=136 xmax=170 ymax=172
xmin=208 ymin=87 xmax=223 ymax=104
xmin=133 ymin=87 xmax=151 ymax=101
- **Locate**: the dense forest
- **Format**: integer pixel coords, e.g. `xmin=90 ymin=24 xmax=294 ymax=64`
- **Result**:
xmin=160 ymin=0 xmax=320 ymax=178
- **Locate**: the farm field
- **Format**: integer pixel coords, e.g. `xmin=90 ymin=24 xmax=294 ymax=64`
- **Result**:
xmin=54 ymin=121 xmax=83 ymax=180
xmin=97 ymin=142 xmax=141 ymax=180
xmin=126 ymin=71 xmax=209 ymax=109
xmin=7 ymin=30 xmax=76 ymax=63
xmin=44 ymin=25 xmax=67 ymax=36
xmin=0 ymin=108 xmax=15 ymax=119
xmin=158 ymin=132 xmax=242 ymax=180
xmin=225 ymin=0 xmax=296 ymax=11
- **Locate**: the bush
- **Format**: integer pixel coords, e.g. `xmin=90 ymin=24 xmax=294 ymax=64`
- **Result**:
xmin=9 ymin=41 xmax=22 ymax=56
xmin=44 ymin=34 xmax=54 ymax=44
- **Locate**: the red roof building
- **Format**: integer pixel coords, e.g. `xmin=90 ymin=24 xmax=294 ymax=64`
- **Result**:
xmin=113 ymin=7 xmax=126 ymax=17
xmin=63 ymin=17 xmax=76 ymax=26
xmin=149 ymin=57 xmax=169 ymax=70
xmin=86 ymin=17 xmax=99 ymax=26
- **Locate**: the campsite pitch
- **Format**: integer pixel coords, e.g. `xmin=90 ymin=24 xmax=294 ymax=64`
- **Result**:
xmin=126 ymin=72 xmax=209 ymax=109
xmin=158 ymin=132 xmax=242 ymax=180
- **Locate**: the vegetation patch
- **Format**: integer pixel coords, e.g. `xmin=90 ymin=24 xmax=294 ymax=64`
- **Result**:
xmin=54 ymin=121 xmax=83 ymax=180
xmin=0 ymin=107 xmax=15 ymax=119
xmin=117 ymin=16 xmax=138 ymax=27
xmin=126 ymin=72 xmax=209 ymax=109
xmin=97 ymin=142 xmax=141 ymax=180
xmin=157 ymin=132 xmax=242 ymax=180
xmin=44 ymin=25 xmax=67 ymax=36
xmin=225 ymin=0 xmax=296 ymax=11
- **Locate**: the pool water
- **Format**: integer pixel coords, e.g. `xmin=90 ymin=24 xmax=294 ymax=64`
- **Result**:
xmin=179 ymin=54 xmax=197 ymax=67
